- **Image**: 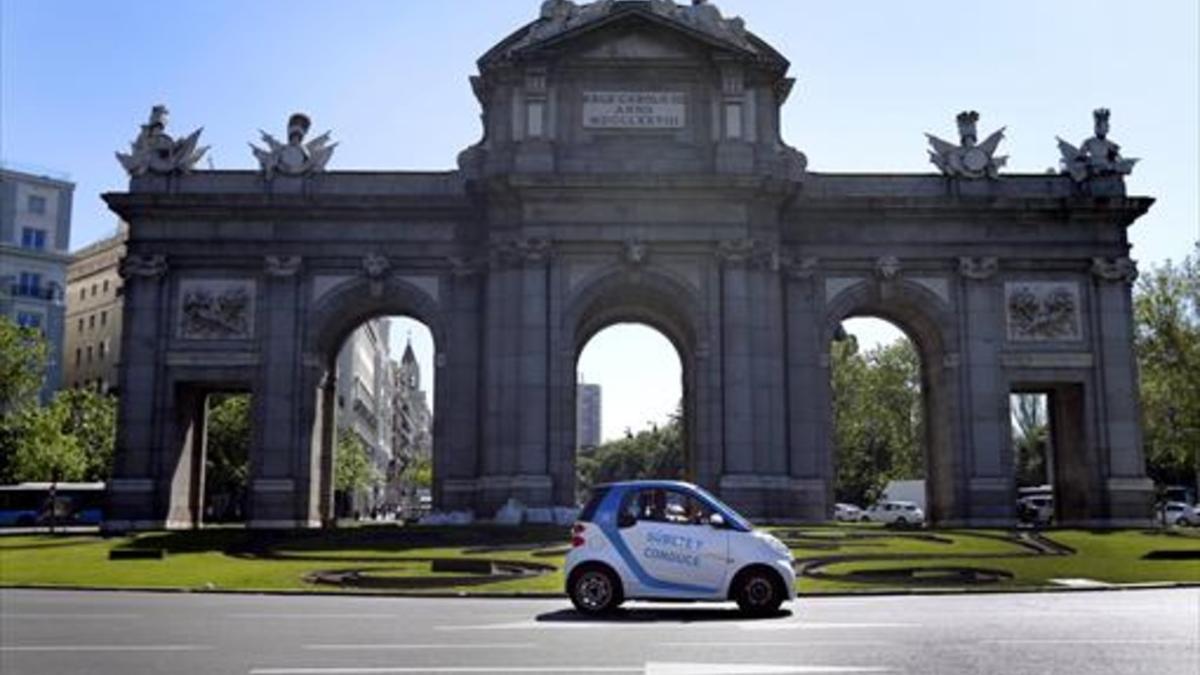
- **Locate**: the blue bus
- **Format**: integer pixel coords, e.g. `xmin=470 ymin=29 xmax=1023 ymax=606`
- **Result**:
xmin=0 ymin=483 xmax=106 ymax=527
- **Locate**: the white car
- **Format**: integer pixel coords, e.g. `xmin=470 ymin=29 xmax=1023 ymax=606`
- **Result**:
xmin=834 ymin=503 xmax=863 ymax=522
xmin=864 ymin=500 xmax=925 ymax=526
xmin=565 ymin=480 xmax=796 ymax=616
xmin=1017 ymin=495 xmax=1055 ymax=525
xmin=1159 ymin=501 xmax=1200 ymax=526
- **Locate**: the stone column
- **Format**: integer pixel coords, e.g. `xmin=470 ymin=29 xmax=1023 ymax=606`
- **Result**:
xmin=438 ymin=269 xmax=484 ymax=512
xmin=105 ymin=254 xmax=170 ymax=531
xmin=783 ymin=258 xmax=829 ymax=521
xmin=1091 ymin=257 xmax=1154 ymax=524
xmin=958 ymin=257 xmax=1014 ymax=525
xmin=248 ymin=256 xmax=317 ymax=527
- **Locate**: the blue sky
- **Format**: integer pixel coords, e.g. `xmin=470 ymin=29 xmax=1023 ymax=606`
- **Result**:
xmin=4 ymin=1 xmax=1196 ymax=440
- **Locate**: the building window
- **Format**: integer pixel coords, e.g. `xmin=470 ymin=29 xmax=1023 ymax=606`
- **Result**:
xmin=89 ymin=314 xmax=95 ymax=329
xmin=76 ymin=348 xmax=82 ymax=366
xmin=16 ymin=312 xmax=42 ymax=329
xmin=86 ymin=345 xmax=93 ymax=363
xmin=79 ymin=288 xmax=86 ymax=301
xmin=78 ymin=318 xmax=84 ymax=333
xmin=20 ymin=228 xmax=47 ymax=250
xmin=103 ymin=279 xmax=110 ymax=293
xmin=27 ymin=195 xmax=46 ymax=214
xmin=91 ymin=283 xmax=98 ymax=297
xmin=101 ymin=310 xmax=108 ymax=326
xmin=99 ymin=341 xmax=107 ymax=360
xmin=16 ymin=272 xmax=41 ymax=297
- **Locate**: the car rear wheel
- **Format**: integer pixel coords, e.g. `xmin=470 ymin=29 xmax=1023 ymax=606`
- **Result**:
xmin=734 ymin=568 xmax=784 ymax=616
xmin=859 ymin=515 xmax=870 ymax=522
xmin=569 ymin=566 xmax=622 ymax=615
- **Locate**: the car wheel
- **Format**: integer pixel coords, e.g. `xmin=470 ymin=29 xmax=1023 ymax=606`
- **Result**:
xmin=895 ymin=517 xmax=907 ymax=526
xmin=569 ymin=565 xmax=622 ymax=615
xmin=1176 ymin=517 xmax=1188 ymax=527
xmin=734 ymin=568 xmax=784 ymax=616
xmin=859 ymin=515 xmax=871 ymax=522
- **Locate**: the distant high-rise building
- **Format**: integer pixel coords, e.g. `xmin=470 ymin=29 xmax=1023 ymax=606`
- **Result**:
xmin=64 ymin=223 xmax=127 ymax=393
xmin=576 ymin=381 xmax=602 ymax=450
xmin=0 ymin=167 xmax=74 ymax=402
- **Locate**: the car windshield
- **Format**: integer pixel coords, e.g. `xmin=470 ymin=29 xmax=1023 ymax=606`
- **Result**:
xmin=686 ymin=484 xmax=753 ymax=531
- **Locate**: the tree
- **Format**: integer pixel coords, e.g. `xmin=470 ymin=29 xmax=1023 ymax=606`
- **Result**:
xmin=0 ymin=316 xmax=48 ymax=413
xmin=204 ymin=394 xmax=251 ymax=520
xmin=6 ymin=404 xmax=88 ymax=483
xmin=576 ymin=409 xmax=683 ymax=498
xmin=1011 ymin=394 xmax=1049 ymax=487
xmin=54 ymin=388 xmax=117 ymax=481
xmin=1135 ymin=244 xmax=1200 ymax=492
xmin=335 ymin=433 xmax=380 ymax=509
xmin=830 ymin=334 xmax=924 ymax=506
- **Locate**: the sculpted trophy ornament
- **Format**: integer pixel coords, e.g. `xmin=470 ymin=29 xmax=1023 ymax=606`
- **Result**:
xmin=116 ymin=105 xmax=209 ymax=177
xmin=250 ymin=113 xmax=337 ymax=179
xmin=1057 ymin=109 xmax=1138 ymax=183
xmin=926 ymin=111 xmax=1007 ymax=179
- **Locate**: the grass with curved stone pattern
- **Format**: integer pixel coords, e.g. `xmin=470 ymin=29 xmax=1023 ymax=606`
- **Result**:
xmin=0 ymin=523 xmax=1196 ymax=595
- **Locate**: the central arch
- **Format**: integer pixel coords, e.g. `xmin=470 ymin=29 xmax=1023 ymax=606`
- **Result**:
xmin=553 ymin=267 xmax=710 ymax=505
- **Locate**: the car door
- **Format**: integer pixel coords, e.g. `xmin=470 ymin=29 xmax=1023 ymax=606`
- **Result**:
xmin=617 ymin=488 xmax=730 ymax=595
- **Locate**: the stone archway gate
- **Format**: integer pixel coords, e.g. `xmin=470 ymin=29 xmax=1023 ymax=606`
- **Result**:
xmin=102 ymin=1 xmax=1154 ymax=529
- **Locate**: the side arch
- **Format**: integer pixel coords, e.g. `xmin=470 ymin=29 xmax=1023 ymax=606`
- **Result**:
xmin=821 ymin=279 xmax=963 ymax=524
xmin=300 ymin=274 xmax=450 ymax=523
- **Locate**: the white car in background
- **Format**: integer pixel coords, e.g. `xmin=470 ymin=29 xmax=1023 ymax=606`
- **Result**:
xmin=864 ymin=500 xmax=925 ymax=526
xmin=834 ymin=503 xmax=863 ymax=522
xmin=1158 ymin=501 xmax=1200 ymax=526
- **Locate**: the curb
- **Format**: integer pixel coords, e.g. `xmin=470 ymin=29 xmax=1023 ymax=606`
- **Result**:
xmin=3 ymin=581 xmax=1198 ymax=600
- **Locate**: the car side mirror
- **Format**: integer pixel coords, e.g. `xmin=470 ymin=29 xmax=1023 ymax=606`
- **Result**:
xmin=617 ymin=513 xmax=636 ymax=529
xmin=708 ymin=513 xmax=726 ymax=529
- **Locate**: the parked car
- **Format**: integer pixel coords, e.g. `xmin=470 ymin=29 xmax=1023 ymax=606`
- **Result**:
xmin=863 ymin=500 xmax=925 ymax=526
xmin=1158 ymin=501 xmax=1200 ymax=526
xmin=565 ymin=480 xmax=796 ymax=616
xmin=834 ymin=503 xmax=863 ymax=522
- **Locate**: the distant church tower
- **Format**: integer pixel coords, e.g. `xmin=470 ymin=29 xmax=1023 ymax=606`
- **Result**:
xmin=399 ymin=335 xmax=420 ymax=391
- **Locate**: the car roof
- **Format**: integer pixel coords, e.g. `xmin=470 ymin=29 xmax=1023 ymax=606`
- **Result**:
xmin=593 ymin=480 xmax=699 ymax=491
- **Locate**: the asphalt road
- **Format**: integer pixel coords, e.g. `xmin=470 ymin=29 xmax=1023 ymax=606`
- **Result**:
xmin=1 ymin=588 xmax=1197 ymax=675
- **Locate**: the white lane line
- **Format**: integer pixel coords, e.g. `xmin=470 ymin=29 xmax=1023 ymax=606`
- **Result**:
xmin=303 ymin=643 xmax=537 ymax=651
xmin=647 ymin=665 xmax=893 ymax=675
xmin=1 ymin=645 xmax=212 ymax=653
xmin=1 ymin=613 xmax=142 ymax=620
xmin=247 ymin=662 xmax=633 ymax=667
xmin=982 ymin=639 xmax=1196 ymax=646
xmin=229 ymin=614 xmax=397 ymax=620
xmin=737 ymin=622 xmax=918 ymax=632
xmin=660 ymin=642 xmax=897 ymax=648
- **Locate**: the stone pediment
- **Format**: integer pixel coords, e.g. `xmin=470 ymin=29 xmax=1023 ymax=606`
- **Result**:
xmin=480 ymin=1 xmax=787 ymax=72
xmin=573 ymin=26 xmax=702 ymax=61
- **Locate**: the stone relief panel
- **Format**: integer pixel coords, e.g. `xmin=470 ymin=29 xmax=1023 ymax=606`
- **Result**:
xmin=1005 ymin=281 xmax=1082 ymax=342
xmin=178 ymin=279 xmax=256 ymax=340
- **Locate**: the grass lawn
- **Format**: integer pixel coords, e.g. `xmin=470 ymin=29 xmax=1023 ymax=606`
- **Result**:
xmin=0 ymin=524 xmax=1196 ymax=596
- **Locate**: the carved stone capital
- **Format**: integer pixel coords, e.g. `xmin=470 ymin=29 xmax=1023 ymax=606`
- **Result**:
xmin=875 ymin=256 xmax=902 ymax=281
xmin=1091 ymin=257 xmax=1138 ymax=284
xmin=785 ymin=256 xmax=820 ymax=280
xmin=446 ymin=255 xmax=483 ymax=278
xmin=362 ymin=254 xmax=391 ymax=280
xmin=119 ymin=254 xmax=168 ymax=280
xmin=959 ymin=256 xmax=999 ymax=281
xmin=489 ymin=238 xmax=553 ymax=269
xmin=622 ymin=239 xmax=648 ymax=267
xmin=264 ymin=255 xmax=302 ymax=277
xmin=717 ymin=239 xmax=779 ymax=271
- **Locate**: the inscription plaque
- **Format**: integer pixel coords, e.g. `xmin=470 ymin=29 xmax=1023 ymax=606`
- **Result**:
xmin=583 ymin=91 xmax=686 ymax=129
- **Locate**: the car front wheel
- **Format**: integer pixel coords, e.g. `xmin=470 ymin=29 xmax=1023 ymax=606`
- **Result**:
xmin=569 ymin=566 xmax=622 ymax=615
xmin=734 ymin=568 xmax=784 ymax=616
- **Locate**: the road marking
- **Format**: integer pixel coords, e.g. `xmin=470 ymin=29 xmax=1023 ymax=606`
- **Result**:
xmin=660 ymin=642 xmax=896 ymax=648
xmin=736 ymin=622 xmax=918 ymax=632
xmin=982 ymin=639 xmax=1195 ymax=646
xmin=2 ymin=613 xmax=142 ymax=620
xmin=249 ymin=666 xmax=892 ymax=675
xmin=1 ymin=645 xmax=211 ymax=652
xmin=230 ymin=613 xmax=398 ymax=620
xmin=303 ymin=643 xmax=537 ymax=651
